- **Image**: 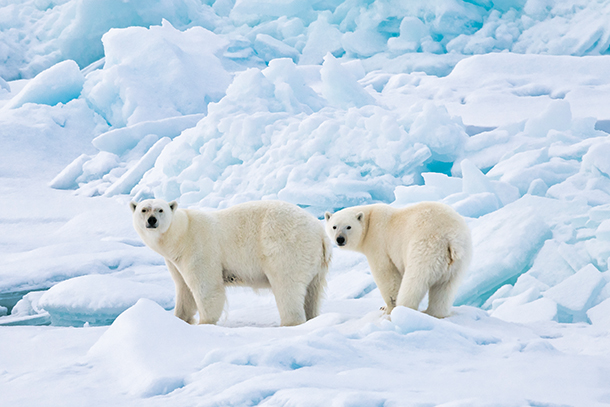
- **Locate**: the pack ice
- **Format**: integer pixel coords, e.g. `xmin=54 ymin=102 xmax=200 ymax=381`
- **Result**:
xmin=1 ymin=1 xmax=610 ymax=406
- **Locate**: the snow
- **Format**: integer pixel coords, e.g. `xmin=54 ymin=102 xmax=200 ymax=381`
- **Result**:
xmin=2 ymin=0 xmax=610 ymax=405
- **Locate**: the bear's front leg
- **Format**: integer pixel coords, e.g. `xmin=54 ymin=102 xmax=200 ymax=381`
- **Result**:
xmin=368 ymin=256 xmax=403 ymax=315
xmin=180 ymin=260 xmax=226 ymax=324
xmin=166 ymin=260 xmax=197 ymax=324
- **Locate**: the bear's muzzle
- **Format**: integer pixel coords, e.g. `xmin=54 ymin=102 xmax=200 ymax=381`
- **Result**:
xmin=336 ymin=235 xmax=346 ymax=246
xmin=146 ymin=216 xmax=158 ymax=228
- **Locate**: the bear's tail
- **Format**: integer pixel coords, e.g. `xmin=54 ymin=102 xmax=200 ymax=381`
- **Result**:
xmin=304 ymin=234 xmax=332 ymax=321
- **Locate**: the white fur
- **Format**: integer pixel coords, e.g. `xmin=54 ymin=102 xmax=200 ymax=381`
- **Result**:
xmin=325 ymin=202 xmax=472 ymax=318
xmin=131 ymin=199 xmax=331 ymax=326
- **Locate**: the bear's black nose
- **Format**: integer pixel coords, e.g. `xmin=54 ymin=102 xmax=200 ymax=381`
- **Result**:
xmin=336 ymin=236 xmax=346 ymax=246
xmin=147 ymin=216 xmax=158 ymax=228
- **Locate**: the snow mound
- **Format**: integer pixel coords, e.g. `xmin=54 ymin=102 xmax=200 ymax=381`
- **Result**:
xmin=87 ymin=299 xmax=201 ymax=397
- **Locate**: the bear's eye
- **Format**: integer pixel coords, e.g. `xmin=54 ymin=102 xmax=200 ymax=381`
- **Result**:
xmin=347 ymin=226 xmax=351 ymax=230
xmin=141 ymin=208 xmax=146 ymax=213
xmin=332 ymin=226 xmax=337 ymax=230
xmin=159 ymin=209 xmax=164 ymax=213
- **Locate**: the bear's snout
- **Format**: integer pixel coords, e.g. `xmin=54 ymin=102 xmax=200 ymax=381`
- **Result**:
xmin=336 ymin=235 xmax=346 ymax=246
xmin=147 ymin=216 xmax=158 ymax=228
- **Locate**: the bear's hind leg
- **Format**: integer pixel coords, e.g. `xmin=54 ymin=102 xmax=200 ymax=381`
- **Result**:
xmin=267 ymin=273 xmax=308 ymax=326
xmin=395 ymin=271 xmax=430 ymax=313
xmin=304 ymin=271 xmax=325 ymax=321
xmin=425 ymin=276 xmax=461 ymax=318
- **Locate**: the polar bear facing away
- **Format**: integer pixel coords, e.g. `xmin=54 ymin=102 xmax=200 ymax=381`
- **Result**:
xmin=131 ymin=199 xmax=331 ymax=326
xmin=325 ymin=202 xmax=471 ymax=318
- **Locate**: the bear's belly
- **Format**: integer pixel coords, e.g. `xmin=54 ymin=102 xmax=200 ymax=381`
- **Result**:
xmin=222 ymin=268 xmax=271 ymax=289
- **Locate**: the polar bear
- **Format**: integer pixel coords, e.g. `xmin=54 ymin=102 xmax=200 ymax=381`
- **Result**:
xmin=325 ymin=202 xmax=471 ymax=318
xmin=131 ymin=199 xmax=331 ymax=326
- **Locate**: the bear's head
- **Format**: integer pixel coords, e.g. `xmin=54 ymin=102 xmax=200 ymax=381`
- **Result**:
xmin=130 ymin=199 xmax=177 ymax=235
xmin=324 ymin=209 xmax=365 ymax=251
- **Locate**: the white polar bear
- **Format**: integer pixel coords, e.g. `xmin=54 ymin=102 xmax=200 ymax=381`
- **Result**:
xmin=325 ymin=202 xmax=471 ymax=318
xmin=131 ymin=199 xmax=331 ymax=326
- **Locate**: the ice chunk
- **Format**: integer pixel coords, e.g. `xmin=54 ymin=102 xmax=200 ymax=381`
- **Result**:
xmin=526 ymin=178 xmax=549 ymax=196
xmin=231 ymin=0 xmax=310 ymax=19
xmin=300 ymin=13 xmax=343 ymax=66
xmin=3 ymin=60 xmax=84 ymax=109
xmin=409 ymin=103 xmax=468 ymax=163
xmin=92 ymin=114 xmax=204 ymax=156
xmin=582 ymin=141 xmax=610 ymax=177
xmin=254 ymin=34 xmax=300 ymax=63
xmin=393 ymin=172 xmax=460 ymax=206
xmin=320 ymin=53 xmax=375 ymax=109
xmin=543 ymin=264 xmax=606 ymax=323
xmin=104 ymin=137 xmax=172 ymax=197
xmin=388 ymin=17 xmax=430 ymax=52
xmin=526 ymin=239 xmax=575 ymax=287
xmin=262 ymin=58 xmax=325 ymax=114
xmin=523 ymin=99 xmax=572 ymax=138
xmin=83 ymin=20 xmax=230 ymax=127
xmin=455 ymin=198 xmax=552 ymax=307
xmin=557 ymin=241 xmax=591 ymax=273
xmin=0 ymin=291 xmax=51 ymax=326
xmin=451 ymin=192 xmax=500 ymax=218
xmin=587 ymin=298 xmax=610 ymax=329
xmin=460 ymin=158 xmax=519 ymax=207
xmin=38 ymin=275 xmax=174 ymax=327
xmin=491 ymin=288 xmax=557 ymax=324
xmin=0 ymin=76 xmax=9 ymax=93
xmin=48 ymin=154 xmax=91 ymax=190
xmin=342 ymin=28 xmax=387 ymax=58
xmin=596 ymin=220 xmax=610 ymax=241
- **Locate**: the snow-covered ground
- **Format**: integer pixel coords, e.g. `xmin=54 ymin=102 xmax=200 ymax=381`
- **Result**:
xmin=1 ymin=0 xmax=610 ymax=405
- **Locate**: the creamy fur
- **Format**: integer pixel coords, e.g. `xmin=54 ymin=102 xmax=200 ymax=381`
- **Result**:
xmin=325 ymin=202 xmax=472 ymax=318
xmin=131 ymin=199 xmax=331 ymax=326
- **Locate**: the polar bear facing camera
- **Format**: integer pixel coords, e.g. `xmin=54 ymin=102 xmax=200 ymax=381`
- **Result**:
xmin=325 ymin=202 xmax=471 ymax=318
xmin=131 ymin=199 xmax=331 ymax=326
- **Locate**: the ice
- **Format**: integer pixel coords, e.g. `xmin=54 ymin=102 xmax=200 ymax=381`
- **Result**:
xmin=5 ymin=1 xmax=610 ymax=405
xmin=37 ymin=275 xmax=174 ymax=327
xmin=409 ymin=102 xmax=468 ymax=163
xmin=320 ymin=53 xmax=375 ymax=109
xmin=543 ymin=264 xmax=606 ymax=323
xmin=91 ymin=114 xmax=204 ymax=156
xmin=587 ymin=298 xmax=610 ymax=329
xmin=525 ymin=239 xmax=575 ymax=287
xmin=104 ymin=137 xmax=172 ymax=197
xmin=490 ymin=289 xmax=558 ymax=324
xmin=582 ymin=140 xmax=610 ymax=177
xmin=2 ymin=60 xmax=84 ymax=110
xmin=455 ymin=197 xmax=552 ymax=307
xmin=254 ymin=33 xmax=300 ymax=63
xmin=83 ymin=20 xmax=231 ymax=127
xmin=300 ymin=13 xmax=343 ymax=65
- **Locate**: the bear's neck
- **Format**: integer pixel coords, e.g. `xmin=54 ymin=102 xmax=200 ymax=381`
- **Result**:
xmin=146 ymin=210 xmax=189 ymax=260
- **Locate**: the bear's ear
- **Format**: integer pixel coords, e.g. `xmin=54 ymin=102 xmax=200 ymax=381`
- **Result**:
xmin=324 ymin=211 xmax=332 ymax=222
xmin=168 ymin=201 xmax=178 ymax=212
xmin=356 ymin=212 xmax=364 ymax=222
xmin=130 ymin=202 xmax=138 ymax=213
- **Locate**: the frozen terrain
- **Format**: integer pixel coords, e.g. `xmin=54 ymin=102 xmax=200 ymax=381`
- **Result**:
xmin=1 ymin=0 xmax=610 ymax=406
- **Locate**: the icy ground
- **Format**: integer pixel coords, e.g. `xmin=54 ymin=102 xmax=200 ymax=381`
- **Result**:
xmin=2 ymin=0 xmax=610 ymax=406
